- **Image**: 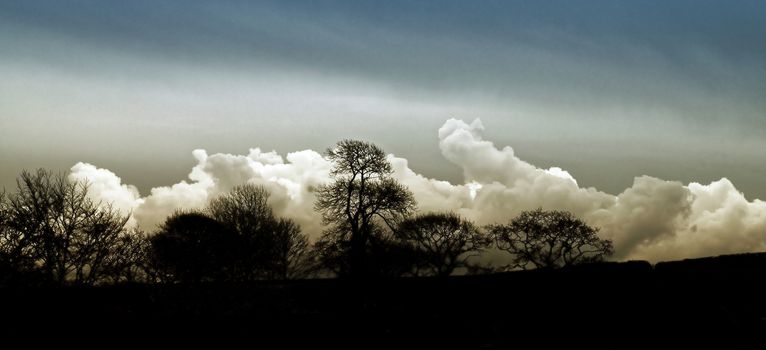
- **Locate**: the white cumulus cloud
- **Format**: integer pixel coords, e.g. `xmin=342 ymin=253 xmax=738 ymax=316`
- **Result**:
xmin=70 ymin=118 xmax=766 ymax=263
xmin=69 ymin=162 xmax=144 ymax=227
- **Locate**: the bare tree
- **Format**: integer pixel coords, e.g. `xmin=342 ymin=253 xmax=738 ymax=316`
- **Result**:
xmin=208 ymin=184 xmax=313 ymax=280
xmin=311 ymin=222 xmax=355 ymax=277
xmin=149 ymin=211 xmax=242 ymax=283
xmin=272 ymin=218 xmax=314 ymax=279
xmin=487 ymin=208 xmax=613 ymax=270
xmin=101 ymin=229 xmax=153 ymax=284
xmin=0 ymin=191 xmax=24 ymax=269
xmin=3 ymin=169 xmax=129 ymax=285
xmin=208 ymin=184 xmax=275 ymax=279
xmin=313 ymin=221 xmax=419 ymax=278
xmin=314 ymin=140 xmax=416 ymax=278
xmin=208 ymin=184 xmax=275 ymax=238
xmin=1 ymin=180 xmax=43 ymax=277
xmin=0 ymin=191 xmax=36 ymax=284
xmin=397 ymin=212 xmax=491 ymax=276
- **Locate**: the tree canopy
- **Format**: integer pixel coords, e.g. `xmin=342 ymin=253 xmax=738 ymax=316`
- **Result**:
xmin=1 ymin=169 xmax=130 ymax=285
xmin=208 ymin=184 xmax=313 ymax=279
xmin=488 ymin=208 xmax=613 ymax=270
xmin=148 ymin=184 xmax=314 ymax=282
xmin=149 ymin=211 xmax=241 ymax=283
xmin=314 ymin=140 xmax=416 ymax=277
xmin=397 ymin=212 xmax=490 ymax=276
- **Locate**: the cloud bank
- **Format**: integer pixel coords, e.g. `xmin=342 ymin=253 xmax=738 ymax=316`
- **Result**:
xmin=69 ymin=119 xmax=766 ymax=262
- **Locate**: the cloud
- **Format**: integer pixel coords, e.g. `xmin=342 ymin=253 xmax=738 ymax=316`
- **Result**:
xmin=435 ymin=119 xmax=766 ymax=262
xmin=130 ymin=148 xmax=333 ymax=236
xmin=69 ymin=162 xmax=143 ymax=227
xmin=70 ymin=119 xmax=766 ymax=263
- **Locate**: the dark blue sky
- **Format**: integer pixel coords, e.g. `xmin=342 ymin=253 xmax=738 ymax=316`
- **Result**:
xmin=1 ymin=0 xmax=765 ymax=198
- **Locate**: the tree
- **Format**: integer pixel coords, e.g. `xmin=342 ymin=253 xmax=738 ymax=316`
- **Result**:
xmin=0 ymin=191 xmax=37 ymax=285
xmin=208 ymin=184 xmax=275 ymax=238
xmin=272 ymin=218 xmax=314 ymax=279
xmin=149 ymin=211 xmax=242 ymax=283
xmin=365 ymin=227 xmax=422 ymax=278
xmin=487 ymin=208 xmax=613 ymax=270
xmin=314 ymin=140 xmax=416 ymax=278
xmin=313 ymin=222 xmax=419 ymax=278
xmin=2 ymin=169 xmax=129 ymax=285
xmin=397 ymin=212 xmax=491 ymax=276
xmin=208 ymin=184 xmax=275 ymax=279
xmin=208 ymin=184 xmax=313 ymax=280
xmin=101 ymin=229 xmax=153 ymax=284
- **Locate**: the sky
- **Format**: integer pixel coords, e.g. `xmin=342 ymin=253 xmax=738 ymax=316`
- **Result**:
xmin=1 ymin=1 xmax=766 ymax=262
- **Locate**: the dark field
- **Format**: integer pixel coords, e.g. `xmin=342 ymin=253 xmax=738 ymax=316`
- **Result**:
xmin=2 ymin=254 xmax=766 ymax=348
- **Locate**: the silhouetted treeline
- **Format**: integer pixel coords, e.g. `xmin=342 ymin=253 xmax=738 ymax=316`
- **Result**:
xmin=1 ymin=140 xmax=615 ymax=286
xmin=0 ymin=170 xmax=138 ymax=286
xmin=2 ymin=144 xmax=766 ymax=347
xmin=149 ymin=185 xmax=314 ymax=283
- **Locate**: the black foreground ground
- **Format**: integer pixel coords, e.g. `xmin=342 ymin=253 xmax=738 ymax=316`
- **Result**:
xmin=2 ymin=254 xmax=766 ymax=348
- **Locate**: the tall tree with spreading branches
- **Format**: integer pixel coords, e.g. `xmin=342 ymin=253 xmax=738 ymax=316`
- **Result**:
xmin=314 ymin=140 xmax=416 ymax=278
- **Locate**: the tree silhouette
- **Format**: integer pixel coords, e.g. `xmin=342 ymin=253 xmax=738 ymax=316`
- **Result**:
xmin=1 ymin=169 xmax=129 ymax=285
xmin=0 ymin=191 xmax=36 ymax=285
xmin=313 ymin=222 xmax=419 ymax=278
xmin=397 ymin=212 xmax=491 ymax=276
xmin=314 ymin=140 xmax=416 ymax=278
xmin=208 ymin=184 xmax=274 ymax=237
xmin=149 ymin=211 xmax=242 ymax=283
xmin=487 ymin=208 xmax=613 ymax=270
xmin=208 ymin=184 xmax=313 ymax=279
xmin=272 ymin=218 xmax=314 ymax=279
xmin=312 ymin=222 xmax=356 ymax=277
xmin=101 ymin=229 xmax=153 ymax=284
xmin=208 ymin=184 xmax=275 ymax=279
xmin=366 ymin=226 xmax=422 ymax=277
